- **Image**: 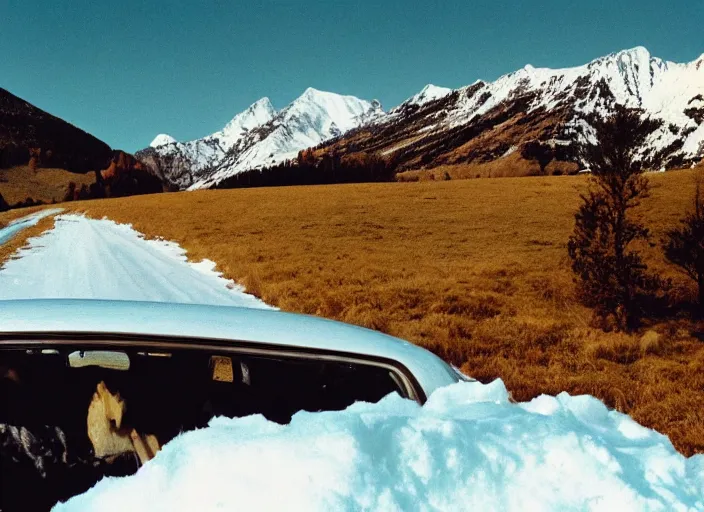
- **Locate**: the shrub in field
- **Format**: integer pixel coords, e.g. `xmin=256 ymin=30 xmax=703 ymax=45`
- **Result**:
xmin=663 ymin=171 xmax=704 ymax=307
xmin=568 ymin=108 xmax=660 ymax=330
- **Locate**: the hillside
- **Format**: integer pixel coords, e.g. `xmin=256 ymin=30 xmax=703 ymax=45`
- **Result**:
xmin=0 ymin=165 xmax=95 ymax=205
xmin=316 ymin=47 xmax=704 ymax=180
xmin=16 ymin=168 xmax=697 ymax=455
xmin=0 ymin=88 xmax=163 ymax=209
xmin=0 ymin=88 xmax=112 ymax=172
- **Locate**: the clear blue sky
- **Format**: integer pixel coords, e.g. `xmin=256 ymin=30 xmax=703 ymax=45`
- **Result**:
xmin=2 ymin=0 xmax=702 ymax=152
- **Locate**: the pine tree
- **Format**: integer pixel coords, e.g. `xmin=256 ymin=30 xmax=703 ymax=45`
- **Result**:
xmin=567 ymin=107 xmax=660 ymax=329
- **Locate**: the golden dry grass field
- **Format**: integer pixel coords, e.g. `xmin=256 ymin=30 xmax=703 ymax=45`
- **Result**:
xmin=1 ymin=169 xmax=703 ymax=455
xmin=0 ymin=165 xmax=94 ymax=205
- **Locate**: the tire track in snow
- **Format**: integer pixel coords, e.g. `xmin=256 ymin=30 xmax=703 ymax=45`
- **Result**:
xmin=0 ymin=214 xmax=272 ymax=309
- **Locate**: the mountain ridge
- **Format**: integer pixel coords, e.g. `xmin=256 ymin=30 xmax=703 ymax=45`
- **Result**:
xmin=317 ymin=46 xmax=703 ymax=180
xmin=140 ymin=46 xmax=704 ymax=189
xmin=138 ymin=89 xmax=380 ymax=190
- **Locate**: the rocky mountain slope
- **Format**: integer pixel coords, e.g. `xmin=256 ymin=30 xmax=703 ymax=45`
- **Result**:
xmin=321 ymin=47 xmax=704 ymax=179
xmin=139 ymin=89 xmax=381 ymax=190
xmin=138 ymin=98 xmax=277 ymax=190
xmin=142 ymin=47 xmax=703 ymax=189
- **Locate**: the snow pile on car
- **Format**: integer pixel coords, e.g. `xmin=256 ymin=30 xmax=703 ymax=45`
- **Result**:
xmin=53 ymin=379 xmax=704 ymax=512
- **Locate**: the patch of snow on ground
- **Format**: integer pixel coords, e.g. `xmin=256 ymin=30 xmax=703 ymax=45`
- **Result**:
xmin=0 ymin=208 xmax=63 ymax=246
xmin=53 ymin=379 xmax=704 ymax=512
xmin=0 ymin=214 xmax=271 ymax=309
xmin=501 ymin=145 xmax=518 ymax=158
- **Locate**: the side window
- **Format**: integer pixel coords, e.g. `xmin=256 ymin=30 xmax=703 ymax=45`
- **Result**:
xmin=200 ymin=353 xmax=406 ymax=424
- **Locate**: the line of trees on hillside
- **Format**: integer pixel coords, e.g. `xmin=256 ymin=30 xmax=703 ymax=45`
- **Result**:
xmin=214 ymin=149 xmax=396 ymax=189
xmin=61 ymin=152 xmax=164 ymax=203
xmin=568 ymin=107 xmax=703 ymax=330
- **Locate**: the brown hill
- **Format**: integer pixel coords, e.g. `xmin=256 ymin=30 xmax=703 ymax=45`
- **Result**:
xmin=0 ymin=88 xmax=112 ymax=172
xmin=0 ymin=89 xmax=164 ymax=209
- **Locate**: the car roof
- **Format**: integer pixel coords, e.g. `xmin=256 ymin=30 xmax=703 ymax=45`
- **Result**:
xmin=0 ymin=299 xmax=459 ymax=399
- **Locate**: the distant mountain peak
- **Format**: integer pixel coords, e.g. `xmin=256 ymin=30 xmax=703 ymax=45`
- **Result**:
xmin=216 ymin=97 xmax=276 ymax=142
xmin=322 ymin=46 xmax=704 ymax=178
xmin=302 ymin=86 xmax=323 ymax=96
xmin=280 ymin=87 xmax=381 ymax=133
xmin=613 ymin=45 xmax=650 ymax=57
xmin=138 ymin=88 xmax=381 ymax=190
xmin=293 ymin=87 xmax=360 ymax=106
xmin=402 ymin=84 xmax=453 ymax=108
xmin=251 ymin=96 xmax=274 ymax=109
xmin=593 ymin=46 xmax=660 ymax=70
xmin=150 ymin=134 xmax=177 ymax=148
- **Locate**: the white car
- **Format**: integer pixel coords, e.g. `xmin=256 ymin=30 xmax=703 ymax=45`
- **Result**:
xmin=0 ymin=299 xmax=464 ymax=511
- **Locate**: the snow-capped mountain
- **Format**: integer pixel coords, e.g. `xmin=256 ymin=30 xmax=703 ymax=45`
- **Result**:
xmin=138 ymin=90 xmax=380 ymax=189
xmin=149 ymin=134 xmax=177 ymax=148
xmin=191 ymin=88 xmax=382 ymax=189
xmin=322 ymin=47 xmax=703 ymax=177
xmin=139 ymin=47 xmax=703 ymax=189
xmin=137 ymin=98 xmax=276 ymax=189
xmin=392 ymin=84 xmax=453 ymax=112
xmin=436 ymin=46 xmax=704 ymax=164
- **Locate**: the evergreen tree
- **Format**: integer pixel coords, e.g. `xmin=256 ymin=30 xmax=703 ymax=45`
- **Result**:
xmin=567 ymin=108 xmax=661 ymax=329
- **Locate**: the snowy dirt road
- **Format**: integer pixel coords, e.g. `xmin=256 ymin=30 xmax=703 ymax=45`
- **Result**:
xmin=0 ymin=213 xmax=270 ymax=308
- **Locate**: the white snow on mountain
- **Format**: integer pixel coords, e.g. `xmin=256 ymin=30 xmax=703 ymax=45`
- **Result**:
xmin=141 ymin=98 xmax=277 ymax=188
xmin=397 ymin=84 xmax=453 ymax=110
xmin=203 ymin=97 xmax=277 ymax=150
xmin=435 ymin=47 xmax=704 ymax=162
xmin=142 ymin=89 xmax=381 ymax=190
xmin=149 ymin=134 xmax=177 ymax=148
xmin=142 ymin=47 xmax=704 ymax=189
xmin=188 ymin=88 xmax=383 ymax=189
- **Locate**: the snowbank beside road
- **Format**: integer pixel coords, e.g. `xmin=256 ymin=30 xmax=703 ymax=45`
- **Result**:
xmin=54 ymin=379 xmax=704 ymax=512
xmin=0 ymin=214 xmax=271 ymax=308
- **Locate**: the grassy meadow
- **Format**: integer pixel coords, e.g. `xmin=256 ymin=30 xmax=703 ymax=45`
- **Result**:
xmin=0 ymin=165 xmax=94 ymax=205
xmin=1 ymin=170 xmax=702 ymax=454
